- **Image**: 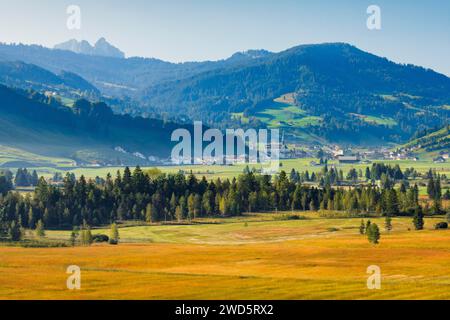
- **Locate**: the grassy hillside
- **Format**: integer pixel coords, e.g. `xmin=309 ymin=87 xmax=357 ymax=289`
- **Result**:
xmin=232 ymin=94 xmax=326 ymax=144
xmin=405 ymin=126 xmax=450 ymax=149
xmin=402 ymin=126 xmax=450 ymax=159
xmin=0 ymin=61 xmax=99 ymax=99
xmin=0 ymin=145 xmax=74 ymax=168
xmin=0 ymin=85 xmax=186 ymax=165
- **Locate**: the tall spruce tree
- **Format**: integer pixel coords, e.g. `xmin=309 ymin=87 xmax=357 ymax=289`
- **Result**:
xmin=367 ymin=223 xmax=380 ymax=244
xmin=413 ymin=206 xmax=425 ymax=230
xmin=8 ymin=221 xmax=22 ymax=241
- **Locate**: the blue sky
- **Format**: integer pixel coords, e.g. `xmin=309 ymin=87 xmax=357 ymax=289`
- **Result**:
xmin=0 ymin=0 xmax=449 ymax=75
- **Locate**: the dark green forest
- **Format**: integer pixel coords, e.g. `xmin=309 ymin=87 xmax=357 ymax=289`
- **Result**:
xmin=0 ymin=164 xmax=445 ymax=240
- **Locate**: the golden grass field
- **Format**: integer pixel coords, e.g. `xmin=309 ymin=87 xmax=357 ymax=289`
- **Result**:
xmin=1 ymin=214 xmax=450 ymax=300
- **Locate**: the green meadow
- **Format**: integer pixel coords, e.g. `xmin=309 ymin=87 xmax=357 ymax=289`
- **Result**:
xmin=2 ymin=155 xmax=449 ymax=181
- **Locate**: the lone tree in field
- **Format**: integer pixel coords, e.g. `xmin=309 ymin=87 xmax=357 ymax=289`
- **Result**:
xmin=109 ymin=223 xmax=119 ymax=245
xmin=413 ymin=206 xmax=425 ymax=230
xmin=80 ymin=221 xmax=93 ymax=246
xmin=35 ymin=219 xmax=45 ymax=237
xmin=367 ymin=223 xmax=380 ymax=244
xmin=359 ymin=220 xmax=366 ymax=235
xmin=70 ymin=227 xmax=79 ymax=246
xmin=385 ymin=215 xmax=392 ymax=232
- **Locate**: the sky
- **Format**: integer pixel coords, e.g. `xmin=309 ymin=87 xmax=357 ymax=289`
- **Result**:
xmin=0 ymin=0 xmax=449 ymax=76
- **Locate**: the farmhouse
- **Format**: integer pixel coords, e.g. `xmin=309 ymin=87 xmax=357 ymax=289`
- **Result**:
xmin=439 ymin=151 xmax=449 ymax=159
xmin=433 ymin=156 xmax=446 ymax=163
xmin=338 ymin=156 xmax=360 ymax=164
xmin=332 ymin=148 xmax=344 ymax=159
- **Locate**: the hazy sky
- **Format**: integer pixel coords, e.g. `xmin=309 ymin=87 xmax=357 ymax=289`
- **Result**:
xmin=0 ymin=0 xmax=449 ymax=75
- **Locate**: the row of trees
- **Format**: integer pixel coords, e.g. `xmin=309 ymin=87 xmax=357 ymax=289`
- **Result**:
xmin=7 ymin=218 xmax=45 ymax=241
xmin=1 ymin=168 xmax=39 ymax=189
xmin=0 ymin=164 xmax=433 ymax=236
xmin=288 ymin=163 xmax=413 ymax=186
xmin=14 ymin=168 xmax=39 ymax=187
xmin=427 ymin=173 xmax=445 ymax=214
xmin=360 ymin=204 xmax=426 ymax=245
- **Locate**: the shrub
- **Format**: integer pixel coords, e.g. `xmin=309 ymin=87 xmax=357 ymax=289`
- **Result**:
xmin=92 ymin=234 xmax=109 ymax=243
xmin=80 ymin=222 xmax=93 ymax=246
xmin=35 ymin=220 xmax=45 ymax=237
xmin=435 ymin=222 xmax=448 ymax=230
xmin=109 ymin=239 xmax=118 ymax=245
xmin=19 ymin=240 xmax=68 ymax=248
xmin=274 ymin=214 xmax=306 ymax=221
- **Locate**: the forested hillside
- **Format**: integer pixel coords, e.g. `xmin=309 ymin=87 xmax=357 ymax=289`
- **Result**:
xmin=1 ymin=42 xmax=449 ymax=145
xmin=0 ymin=61 xmax=99 ymax=98
xmin=0 ymin=85 xmax=184 ymax=164
xmin=141 ymin=43 xmax=450 ymax=144
xmin=0 ymin=43 xmax=269 ymax=96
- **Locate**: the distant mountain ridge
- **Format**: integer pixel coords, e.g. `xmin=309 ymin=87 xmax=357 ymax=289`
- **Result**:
xmin=0 ymin=41 xmax=449 ymax=145
xmin=227 ymin=49 xmax=273 ymax=63
xmin=0 ymin=42 xmax=279 ymax=96
xmin=140 ymin=43 xmax=450 ymax=144
xmin=54 ymin=38 xmax=125 ymax=59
